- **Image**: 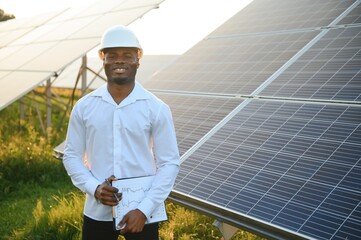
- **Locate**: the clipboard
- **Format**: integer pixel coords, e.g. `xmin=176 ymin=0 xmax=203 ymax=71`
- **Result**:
xmin=111 ymin=175 xmax=167 ymax=230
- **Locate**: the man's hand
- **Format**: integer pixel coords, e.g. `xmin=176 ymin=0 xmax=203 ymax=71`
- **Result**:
xmin=118 ymin=209 xmax=146 ymax=235
xmin=94 ymin=176 xmax=122 ymax=206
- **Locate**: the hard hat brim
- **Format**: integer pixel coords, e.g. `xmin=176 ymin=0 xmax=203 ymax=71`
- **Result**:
xmin=98 ymin=48 xmax=143 ymax=60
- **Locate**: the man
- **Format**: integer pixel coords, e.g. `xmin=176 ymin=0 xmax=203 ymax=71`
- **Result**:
xmin=63 ymin=25 xmax=180 ymax=240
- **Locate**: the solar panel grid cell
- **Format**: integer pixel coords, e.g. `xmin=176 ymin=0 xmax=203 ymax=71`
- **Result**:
xmin=330 ymin=143 xmax=361 ymax=166
xmin=322 ymin=189 xmax=360 ymax=217
xmin=274 ymin=201 xmax=314 ymax=228
xmin=192 ymin=180 xmax=219 ymax=199
xmin=339 ymin=166 xmax=361 ymax=191
xmin=300 ymin=211 xmax=343 ymax=239
xmin=303 ymin=140 xmax=339 ymax=160
xmin=292 ymin=182 xmax=330 ymax=208
xmin=335 ymin=218 xmax=361 ymax=240
xmin=287 ymin=157 xmax=322 ymax=179
xmin=263 ymin=153 xmax=298 ymax=174
xmin=209 ymin=184 xmax=239 ymax=205
xmin=311 ymin=162 xmax=352 ymax=185
xmin=249 ymin=195 xmax=284 ymax=221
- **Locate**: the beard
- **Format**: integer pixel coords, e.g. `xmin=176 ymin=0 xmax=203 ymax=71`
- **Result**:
xmin=107 ymin=75 xmax=135 ymax=85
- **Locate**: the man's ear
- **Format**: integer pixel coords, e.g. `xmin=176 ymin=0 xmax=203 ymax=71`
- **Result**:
xmin=137 ymin=49 xmax=143 ymax=59
xmin=98 ymin=50 xmax=105 ymax=60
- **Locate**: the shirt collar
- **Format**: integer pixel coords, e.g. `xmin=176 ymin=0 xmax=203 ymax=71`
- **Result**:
xmin=92 ymin=82 xmax=150 ymax=106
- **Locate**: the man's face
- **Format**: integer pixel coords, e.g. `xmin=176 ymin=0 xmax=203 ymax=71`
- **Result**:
xmin=103 ymin=47 xmax=139 ymax=85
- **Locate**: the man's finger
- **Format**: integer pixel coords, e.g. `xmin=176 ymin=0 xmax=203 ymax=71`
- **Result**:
xmin=119 ymin=216 xmax=128 ymax=234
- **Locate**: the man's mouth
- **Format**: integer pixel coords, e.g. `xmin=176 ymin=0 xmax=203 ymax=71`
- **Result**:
xmin=113 ymin=66 xmax=127 ymax=73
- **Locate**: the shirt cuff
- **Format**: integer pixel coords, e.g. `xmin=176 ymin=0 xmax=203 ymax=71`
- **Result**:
xmin=137 ymin=197 xmax=156 ymax=221
xmin=85 ymin=178 xmax=102 ymax=197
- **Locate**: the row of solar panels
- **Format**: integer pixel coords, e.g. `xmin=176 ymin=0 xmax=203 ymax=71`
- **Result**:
xmin=140 ymin=0 xmax=360 ymax=239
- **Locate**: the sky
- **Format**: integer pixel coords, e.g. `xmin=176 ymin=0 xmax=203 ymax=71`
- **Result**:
xmin=0 ymin=0 xmax=252 ymax=55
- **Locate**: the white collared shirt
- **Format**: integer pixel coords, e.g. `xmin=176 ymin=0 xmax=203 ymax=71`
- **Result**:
xmin=63 ymin=82 xmax=180 ymax=221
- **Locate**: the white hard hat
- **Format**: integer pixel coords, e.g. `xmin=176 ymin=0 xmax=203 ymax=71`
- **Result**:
xmin=98 ymin=25 xmax=143 ymax=60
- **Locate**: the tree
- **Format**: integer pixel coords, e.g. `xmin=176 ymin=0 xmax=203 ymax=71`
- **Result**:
xmin=0 ymin=9 xmax=15 ymax=22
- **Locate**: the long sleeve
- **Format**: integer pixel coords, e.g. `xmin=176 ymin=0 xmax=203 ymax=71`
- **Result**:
xmin=63 ymin=102 xmax=101 ymax=196
xmin=136 ymin=103 xmax=180 ymax=219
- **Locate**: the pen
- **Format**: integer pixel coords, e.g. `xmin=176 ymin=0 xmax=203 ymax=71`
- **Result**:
xmin=105 ymin=178 xmax=120 ymax=202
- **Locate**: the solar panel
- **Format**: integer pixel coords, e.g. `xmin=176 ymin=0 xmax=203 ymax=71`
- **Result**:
xmin=260 ymin=26 xmax=361 ymax=101
xmin=208 ymin=0 xmax=356 ymax=36
xmin=144 ymin=31 xmax=319 ymax=95
xmin=173 ymin=100 xmax=361 ymax=239
xmin=0 ymin=0 xmax=164 ymax=111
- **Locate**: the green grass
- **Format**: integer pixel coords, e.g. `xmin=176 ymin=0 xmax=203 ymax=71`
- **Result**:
xmin=0 ymin=88 xmax=265 ymax=240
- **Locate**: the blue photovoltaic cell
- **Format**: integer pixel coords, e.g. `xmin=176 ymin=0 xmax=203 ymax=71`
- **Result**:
xmin=173 ymin=100 xmax=361 ymax=239
xmin=260 ymin=26 xmax=361 ymax=101
xmin=339 ymin=167 xmax=361 ymax=191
